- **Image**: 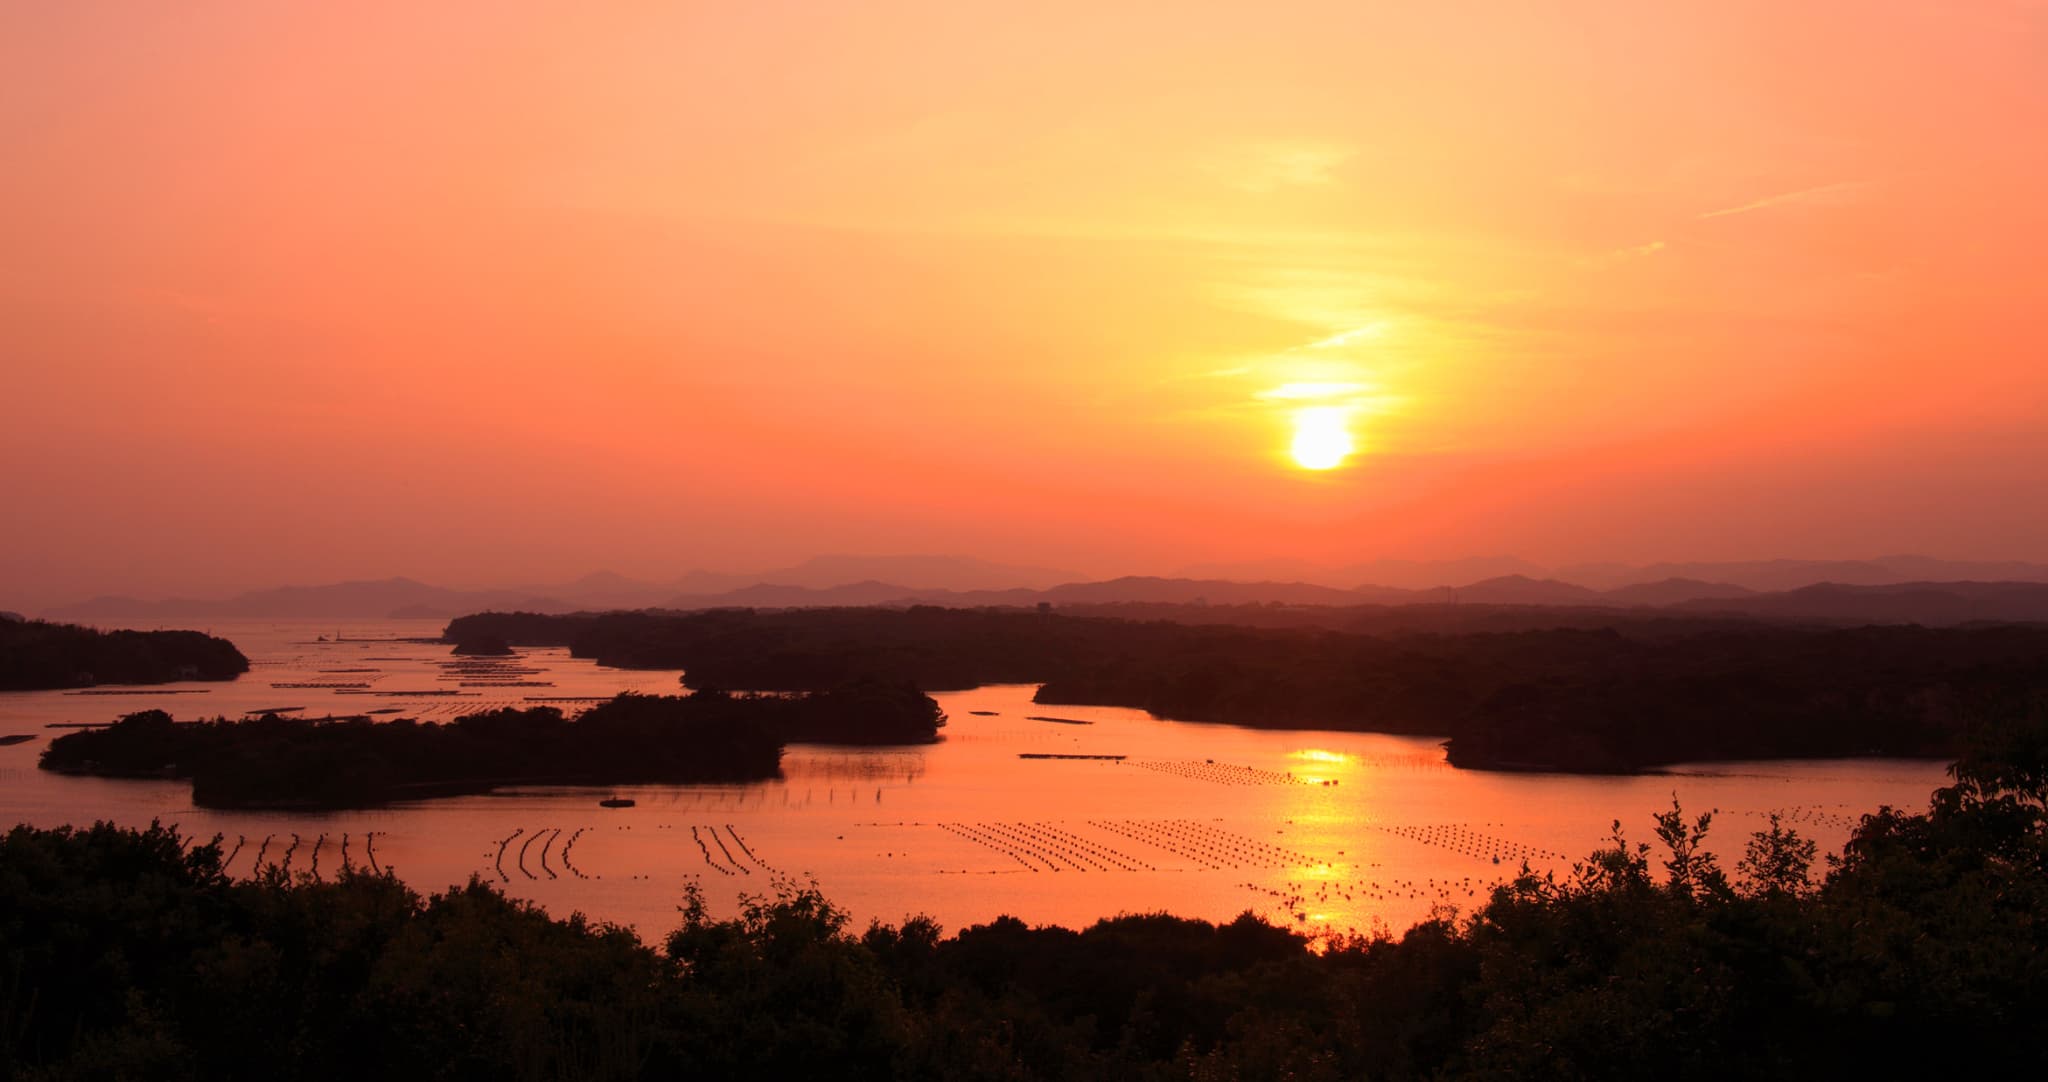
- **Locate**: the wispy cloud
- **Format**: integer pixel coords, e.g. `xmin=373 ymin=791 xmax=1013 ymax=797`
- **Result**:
xmin=1699 ymin=180 xmax=1867 ymax=220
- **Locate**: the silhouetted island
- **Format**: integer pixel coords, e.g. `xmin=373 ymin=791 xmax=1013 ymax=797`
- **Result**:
xmin=450 ymin=633 xmax=514 ymax=656
xmin=38 ymin=681 xmax=944 ymax=809
xmin=445 ymin=607 xmax=2048 ymax=771
xmin=6 ymin=717 xmax=2045 ymax=1077
xmin=0 ymin=618 xmax=248 ymax=690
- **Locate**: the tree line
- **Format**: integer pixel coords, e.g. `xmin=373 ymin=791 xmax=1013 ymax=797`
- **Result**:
xmin=37 ymin=681 xmax=944 ymax=809
xmin=445 ymin=607 xmax=2048 ymax=770
xmin=0 ymin=618 xmax=247 ymax=690
xmin=7 ymin=716 xmax=2046 ymax=1078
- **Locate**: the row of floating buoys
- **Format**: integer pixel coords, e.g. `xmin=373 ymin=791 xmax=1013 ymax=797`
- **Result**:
xmin=1377 ymin=823 xmax=1565 ymax=865
xmin=1128 ymin=760 xmax=1307 ymax=787
xmin=919 ymin=817 xmax=1332 ymax=873
xmin=705 ymin=825 xmax=750 ymax=874
xmin=723 ymin=825 xmax=777 ymax=873
xmin=1091 ymin=819 xmax=1324 ymax=870
xmin=1026 ymin=822 xmax=1148 ymax=872
xmin=690 ymin=825 xmax=739 ymax=875
xmin=536 ymin=829 xmax=560 ymax=880
xmin=215 ymin=830 xmax=379 ymax=881
xmin=1743 ymin=806 xmax=1861 ymax=832
xmin=937 ymin=823 xmax=1038 ymax=870
xmin=964 ymin=822 xmax=1078 ymax=871
xmin=1244 ymin=871 xmax=1497 ymax=929
xmin=947 ymin=820 xmax=1147 ymax=873
xmin=559 ymin=828 xmax=589 ymax=879
xmin=494 ymin=828 xmax=523 ymax=882
xmin=516 ymin=828 xmax=549 ymax=880
xmin=332 ymin=830 xmax=381 ymax=875
xmin=1091 ymin=819 xmax=1234 ymax=870
xmin=487 ymin=826 xmax=589 ymax=881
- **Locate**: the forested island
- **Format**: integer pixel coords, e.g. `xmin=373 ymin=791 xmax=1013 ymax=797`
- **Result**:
xmin=445 ymin=607 xmax=2048 ymax=771
xmin=0 ymin=618 xmax=248 ymax=690
xmin=7 ymin=721 xmax=2046 ymax=1078
xmin=37 ymin=681 xmax=944 ymax=809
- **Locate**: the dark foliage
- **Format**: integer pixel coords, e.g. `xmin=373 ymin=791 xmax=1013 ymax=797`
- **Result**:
xmin=37 ymin=682 xmax=941 ymax=809
xmin=445 ymin=608 xmax=2048 ymax=769
xmin=0 ymin=619 xmax=248 ymax=690
xmin=8 ymin=721 xmax=2048 ymax=1079
xmin=449 ymin=634 xmax=513 ymax=656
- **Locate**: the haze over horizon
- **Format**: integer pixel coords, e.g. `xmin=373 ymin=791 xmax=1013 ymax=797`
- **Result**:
xmin=6 ymin=2 xmax=2045 ymax=609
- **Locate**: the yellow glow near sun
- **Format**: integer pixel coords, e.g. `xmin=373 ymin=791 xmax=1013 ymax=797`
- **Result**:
xmin=1290 ymin=406 xmax=1355 ymax=470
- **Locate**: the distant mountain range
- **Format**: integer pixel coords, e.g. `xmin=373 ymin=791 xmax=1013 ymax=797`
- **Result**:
xmin=1175 ymin=555 xmax=2048 ymax=593
xmin=36 ymin=557 xmax=2048 ymax=628
xmin=40 ymin=555 xmax=1080 ymax=622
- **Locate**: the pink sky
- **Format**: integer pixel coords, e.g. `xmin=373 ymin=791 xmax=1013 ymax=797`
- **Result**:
xmin=3 ymin=2 xmax=2045 ymax=604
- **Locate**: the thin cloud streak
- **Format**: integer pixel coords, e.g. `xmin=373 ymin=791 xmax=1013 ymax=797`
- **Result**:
xmin=1699 ymin=181 xmax=1868 ymax=220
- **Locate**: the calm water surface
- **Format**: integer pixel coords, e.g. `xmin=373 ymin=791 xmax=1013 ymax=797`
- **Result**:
xmin=0 ymin=620 xmax=1949 ymax=939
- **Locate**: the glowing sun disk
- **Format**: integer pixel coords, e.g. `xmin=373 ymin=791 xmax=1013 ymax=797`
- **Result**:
xmin=1290 ymin=407 xmax=1355 ymax=470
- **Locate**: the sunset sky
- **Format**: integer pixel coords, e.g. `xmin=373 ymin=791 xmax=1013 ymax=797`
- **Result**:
xmin=4 ymin=2 xmax=2045 ymax=604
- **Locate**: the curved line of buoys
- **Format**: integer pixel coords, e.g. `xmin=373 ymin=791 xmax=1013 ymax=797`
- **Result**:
xmin=495 ymin=829 xmax=522 ymax=882
xmin=538 ymin=828 xmax=561 ymax=880
xmin=516 ymin=827 xmax=544 ymax=880
xmin=560 ymin=827 xmax=590 ymax=879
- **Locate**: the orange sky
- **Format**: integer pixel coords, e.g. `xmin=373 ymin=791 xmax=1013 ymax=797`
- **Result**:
xmin=3 ymin=2 xmax=2045 ymax=603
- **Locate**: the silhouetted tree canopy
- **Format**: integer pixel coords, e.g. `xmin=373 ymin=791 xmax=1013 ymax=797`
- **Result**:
xmin=39 ymin=681 xmax=943 ymax=809
xmin=8 ymin=715 xmax=2048 ymax=1078
xmin=449 ymin=633 xmax=513 ymax=656
xmin=445 ymin=607 xmax=2048 ymax=770
xmin=0 ymin=618 xmax=247 ymax=690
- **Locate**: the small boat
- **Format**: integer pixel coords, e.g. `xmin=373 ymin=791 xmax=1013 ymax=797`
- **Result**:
xmin=598 ymin=796 xmax=636 ymax=808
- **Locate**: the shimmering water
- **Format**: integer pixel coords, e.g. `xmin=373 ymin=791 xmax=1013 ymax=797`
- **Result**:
xmin=0 ymin=620 xmax=1949 ymax=939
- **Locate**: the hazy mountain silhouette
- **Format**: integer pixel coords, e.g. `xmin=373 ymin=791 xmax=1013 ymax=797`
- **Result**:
xmin=671 ymin=554 xmax=1079 ymax=595
xmin=1673 ymin=580 xmax=2048 ymax=625
xmin=1043 ymin=576 xmax=1363 ymax=606
xmin=1415 ymin=575 xmax=1606 ymax=606
xmin=48 ymin=578 xmax=570 ymax=622
xmin=41 ymin=553 xmax=2048 ymax=624
xmin=1556 ymin=556 xmax=2048 ymax=592
xmin=1176 ymin=555 xmax=1546 ymax=589
xmin=659 ymin=580 xmax=971 ymax=609
xmin=1178 ymin=554 xmax=2048 ymax=593
xmin=39 ymin=556 xmax=1082 ymax=620
xmin=1600 ymin=578 xmax=1758 ymax=606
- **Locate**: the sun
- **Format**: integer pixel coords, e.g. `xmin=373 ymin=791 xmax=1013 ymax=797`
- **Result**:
xmin=1289 ymin=406 xmax=1355 ymax=470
